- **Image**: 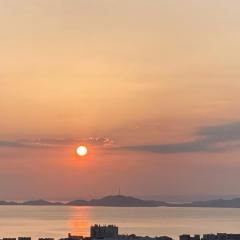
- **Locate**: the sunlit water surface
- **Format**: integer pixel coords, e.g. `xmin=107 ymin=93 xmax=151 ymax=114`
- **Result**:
xmin=0 ymin=206 xmax=240 ymax=240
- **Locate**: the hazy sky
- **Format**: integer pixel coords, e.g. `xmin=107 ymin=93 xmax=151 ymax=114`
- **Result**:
xmin=1 ymin=0 xmax=240 ymax=201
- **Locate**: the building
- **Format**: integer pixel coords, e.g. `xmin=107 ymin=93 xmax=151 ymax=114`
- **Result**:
xmin=39 ymin=238 xmax=54 ymax=240
xmin=59 ymin=234 xmax=83 ymax=240
xmin=67 ymin=233 xmax=84 ymax=240
xmin=202 ymin=234 xmax=240 ymax=240
xmin=226 ymin=234 xmax=240 ymax=240
xmin=180 ymin=235 xmax=200 ymax=240
xmin=91 ymin=225 xmax=118 ymax=239
xmin=18 ymin=237 xmax=31 ymax=240
xmin=202 ymin=234 xmax=217 ymax=240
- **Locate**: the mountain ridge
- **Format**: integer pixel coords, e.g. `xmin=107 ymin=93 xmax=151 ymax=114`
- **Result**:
xmin=1 ymin=195 xmax=240 ymax=208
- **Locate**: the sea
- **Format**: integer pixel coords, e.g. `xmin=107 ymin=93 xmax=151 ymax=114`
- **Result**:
xmin=0 ymin=206 xmax=240 ymax=240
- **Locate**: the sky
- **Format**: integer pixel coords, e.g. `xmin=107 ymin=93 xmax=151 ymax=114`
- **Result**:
xmin=1 ymin=0 xmax=240 ymax=201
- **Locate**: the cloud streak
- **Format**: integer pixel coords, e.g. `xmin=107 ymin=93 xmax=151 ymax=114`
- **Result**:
xmin=120 ymin=121 xmax=240 ymax=154
xmin=0 ymin=137 xmax=113 ymax=149
xmin=1 ymin=122 xmax=240 ymax=154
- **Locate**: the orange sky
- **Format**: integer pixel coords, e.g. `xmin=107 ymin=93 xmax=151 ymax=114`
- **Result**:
xmin=1 ymin=0 xmax=240 ymax=201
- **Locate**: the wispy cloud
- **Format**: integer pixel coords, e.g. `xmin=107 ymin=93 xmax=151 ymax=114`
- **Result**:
xmin=119 ymin=121 xmax=240 ymax=154
xmin=2 ymin=121 xmax=240 ymax=154
xmin=0 ymin=137 xmax=113 ymax=149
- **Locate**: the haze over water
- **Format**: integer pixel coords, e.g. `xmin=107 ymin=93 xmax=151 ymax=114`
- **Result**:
xmin=1 ymin=206 xmax=240 ymax=240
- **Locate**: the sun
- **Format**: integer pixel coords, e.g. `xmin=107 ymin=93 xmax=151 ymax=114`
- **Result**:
xmin=76 ymin=145 xmax=88 ymax=157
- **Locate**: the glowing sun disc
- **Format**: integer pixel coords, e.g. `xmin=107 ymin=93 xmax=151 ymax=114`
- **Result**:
xmin=76 ymin=146 xmax=88 ymax=156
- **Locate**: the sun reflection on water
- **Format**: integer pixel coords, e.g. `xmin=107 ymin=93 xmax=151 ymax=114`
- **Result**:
xmin=69 ymin=207 xmax=92 ymax=237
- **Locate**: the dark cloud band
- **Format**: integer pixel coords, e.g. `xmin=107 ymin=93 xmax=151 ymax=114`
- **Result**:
xmin=1 ymin=121 xmax=240 ymax=154
xmin=119 ymin=121 xmax=240 ymax=154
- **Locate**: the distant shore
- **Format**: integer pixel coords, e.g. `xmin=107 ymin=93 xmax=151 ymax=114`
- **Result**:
xmin=1 ymin=195 xmax=240 ymax=208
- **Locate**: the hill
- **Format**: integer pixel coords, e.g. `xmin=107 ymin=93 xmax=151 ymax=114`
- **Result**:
xmin=182 ymin=198 xmax=240 ymax=208
xmin=22 ymin=199 xmax=63 ymax=206
xmin=1 ymin=195 xmax=240 ymax=208
xmin=67 ymin=195 xmax=168 ymax=207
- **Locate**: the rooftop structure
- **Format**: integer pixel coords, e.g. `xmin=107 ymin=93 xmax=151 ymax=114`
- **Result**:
xmin=180 ymin=235 xmax=200 ymax=240
xmin=39 ymin=238 xmax=54 ymax=240
xmin=202 ymin=234 xmax=240 ymax=240
xmin=59 ymin=233 xmax=84 ymax=240
xmin=91 ymin=225 xmax=118 ymax=239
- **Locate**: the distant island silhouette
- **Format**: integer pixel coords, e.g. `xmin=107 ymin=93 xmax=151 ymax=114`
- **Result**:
xmin=1 ymin=195 xmax=240 ymax=208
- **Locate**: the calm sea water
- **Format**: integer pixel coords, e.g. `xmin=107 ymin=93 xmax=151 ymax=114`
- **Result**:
xmin=0 ymin=206 xmax=240 ymax=240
